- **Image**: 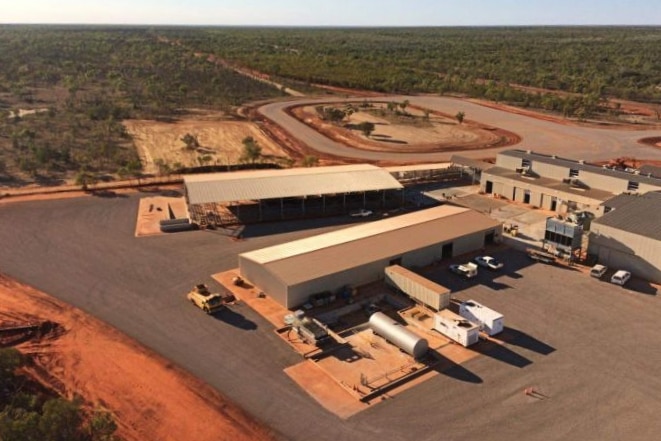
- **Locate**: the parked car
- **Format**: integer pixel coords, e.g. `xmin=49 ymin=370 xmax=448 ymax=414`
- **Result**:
xmin=449 ymin=262 xmax=478 ymax=279
xmin=349 ymin=208 xmax=373 ymax=217
xmin=589 ymin=264 xmax=608 ymax=279
xmin=474 ymin=256 xmax=504 ymax=270
xmin=610 ymin=270 xmax=631 ymax=286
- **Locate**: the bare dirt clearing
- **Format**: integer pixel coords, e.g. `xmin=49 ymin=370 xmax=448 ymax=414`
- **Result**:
xmin=124 ymin=114 xmax=290 ymax=175
xmin=291 ymin=103 xmax=516 ymax=154
xmin=0 ymin=274 xmax=275 ymax=441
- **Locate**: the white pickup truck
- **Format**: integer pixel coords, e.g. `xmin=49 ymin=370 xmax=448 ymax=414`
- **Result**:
xmin=449 ymin=262 xmax=478 ymax=279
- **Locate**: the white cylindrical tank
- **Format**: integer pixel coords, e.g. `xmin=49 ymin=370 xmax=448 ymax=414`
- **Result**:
xmin=369 ymin=312 xmax=428 ymax=359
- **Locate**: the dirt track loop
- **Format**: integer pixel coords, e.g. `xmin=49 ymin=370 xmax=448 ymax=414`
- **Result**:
xmin=259 ymin=96 xmax=661 ymax=162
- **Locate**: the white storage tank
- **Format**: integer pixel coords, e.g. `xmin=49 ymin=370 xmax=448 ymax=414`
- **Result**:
xmin=458 ymin=300 xmax=504 ymax=336
xmin=433 ymin=309 xmax=480 ymax=347
xmin=369 ymin=312 xmax=429 ymax=359
xmin=385 ymin=265 xmax=451 ymax=311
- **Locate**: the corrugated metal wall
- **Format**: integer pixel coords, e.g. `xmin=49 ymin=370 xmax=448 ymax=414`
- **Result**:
xmin=385 ymin=265 xmax=451 ymax=311
xmin=241 ymin=228 xmax=499 ymax=309
xmin=239 ymin=256 xmax=289 ymax=307
xmin=588 ymin=225 xmax=661 ymax=283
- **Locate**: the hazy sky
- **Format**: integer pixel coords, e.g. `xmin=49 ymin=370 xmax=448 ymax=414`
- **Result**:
xmin=2 ymin=0 xmax=661 ymax=26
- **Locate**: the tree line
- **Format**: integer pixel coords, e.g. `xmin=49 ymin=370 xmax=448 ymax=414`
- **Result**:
xmin=165 ymin=26 xmax=661 ymax=114
xmin=0 ymin=348 xmax=119 ymax=441
xmin=0 ymin=26 xmax=285 ymax=184
xmin=2 ymin=25 xmax=660 ymax=185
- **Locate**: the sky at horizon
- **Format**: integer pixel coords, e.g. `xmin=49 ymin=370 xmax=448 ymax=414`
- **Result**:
xmin=2 ymin=0 xmax=661 ymax=27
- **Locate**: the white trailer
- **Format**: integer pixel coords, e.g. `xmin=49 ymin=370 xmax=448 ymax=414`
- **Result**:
xmin=457 ymin=300 xmax=504 ymax=336
xmin=433 ymin=309 xmax=480 ymax=347
xmin=385 ymin=265 xmax=451 ymax=311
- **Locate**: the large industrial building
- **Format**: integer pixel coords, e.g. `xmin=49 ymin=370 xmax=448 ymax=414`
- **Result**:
xmin=480 ymin=150 xmax=661 ymax=214
xmin=588 ymin=192 xmax=661 ymax=283
xmin=239 ymin=205 xmax=502 ymax=308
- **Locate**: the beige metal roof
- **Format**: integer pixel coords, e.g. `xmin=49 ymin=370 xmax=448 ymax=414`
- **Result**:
xmin=184 ymin=164 xmax=403 ymax=205
xmin=594 ymin=191 xmax=661 ymax=241
xmin=384 ymin=163 xmax=452 ymax=173
xmin=450 ymin=155 xmax=496 ymax=171
xmin=501 ymin=150 xmax=661 ymax=187
xmin=386 ymin=265 xmax=451 ymax=294
xmin=240 ymin=205 xmax=501 ymax=286
xmin=484 ymin=167 xmax=615 ymax=202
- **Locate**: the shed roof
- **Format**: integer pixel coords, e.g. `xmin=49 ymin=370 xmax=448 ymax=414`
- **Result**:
xmin=240 ymin=205 xmax=501 ymax=286
xmin=384 ymin=163 xmax=452 ymax=173
xmin=484 ymin=167 xmax=615 ymax=202
xmin=386 ymin=265 xmax=451 ymax=294
xmin=593 ymin=191 xmax=661 ymax=241
xmin=600 ymin=193 xmax=640 ymax=210
xmin=184 ymin=164 xmax=403 ymax=205
xmin=450 ymin=155 xmax=496 ymax=171
xmin=500 ymin=150 xmax=661 ymax=187
xmin=639 ymin=164 xmax=661 ymax=179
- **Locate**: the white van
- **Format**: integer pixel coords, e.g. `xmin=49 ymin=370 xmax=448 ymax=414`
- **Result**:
xmin=610 ymin=270 xmax=631 ymax=286
xmin=590 ymin=264 xmax=608 ymax=279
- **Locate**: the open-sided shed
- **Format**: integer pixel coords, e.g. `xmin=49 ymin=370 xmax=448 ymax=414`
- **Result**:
xmin=183 ymin=164 xmax=404 ymax=225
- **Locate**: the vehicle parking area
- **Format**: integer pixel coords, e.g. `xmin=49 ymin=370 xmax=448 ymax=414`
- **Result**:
xmin=1 ymin=192 xmax=660 ymax=441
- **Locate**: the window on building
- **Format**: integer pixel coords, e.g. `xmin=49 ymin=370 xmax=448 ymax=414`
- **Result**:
xmin=627 ymin=181 xmax=639 ymax=191
xmin=569 ymin=169 xmax=579 ymax=178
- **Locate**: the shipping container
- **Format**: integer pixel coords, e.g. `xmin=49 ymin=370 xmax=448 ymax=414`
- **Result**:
xmin=433 ymin=309 xmax=480 ymax=347
xmin=369 ymin=312 xmax=429 ymax=359
xmin=385 ymin=265 xmax=451 ymax=311
xmin=457 ymin=300 xmax=504 ymax=336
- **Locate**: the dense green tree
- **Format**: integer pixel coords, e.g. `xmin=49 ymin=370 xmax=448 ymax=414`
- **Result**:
xmin=0 ymin=407 xmax=42 ymax=441
xmin=455 ymin=111 xmax=465 ymax=124
xmin=180 ymin=133 xmax=200 ymax=150
xmin=318 ymin=106 xmax=346 ymax=122
xmin=240 ymin=136 xmax=262 ymax=164
xmin=0 ymin=348 xmax=22 ymax=392
xmin=88 ymin=410 xmax=119 ymax=441
xmin=39 ymin=398 xmax=84 ymax=441
xmin=0 ymin=349 xmax=119 ymax=441
xmin=357 ymin=121 xmax=375 ymax=137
